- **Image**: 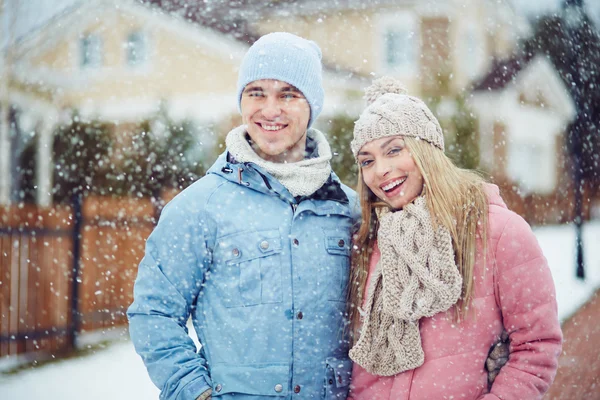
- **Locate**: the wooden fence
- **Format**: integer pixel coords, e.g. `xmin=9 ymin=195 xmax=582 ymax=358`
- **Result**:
xmin=0 ymin=194 xmax=168 ymax=360
xmin=0 ymin=204 xmax=74 ymax=358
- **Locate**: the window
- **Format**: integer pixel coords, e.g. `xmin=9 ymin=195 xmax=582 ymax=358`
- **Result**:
xmin=81 ymin=34 xmax=102 ymax=68
xmin=507 ymin=139 xmax=555 ymax=194
xmin=126 ymin=31 xmax=147 ymax=67
xmin=385 ymin=28 xmax=415 ymax=69
xmin=378 ymin=12 xmax=419 ymax=74
xmin=462 ymin=25 xmax=485 ymax=79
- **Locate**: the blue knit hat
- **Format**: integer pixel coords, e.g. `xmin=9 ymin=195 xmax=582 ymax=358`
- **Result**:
xmin=237 ymin=32 xmax=324 ymax=128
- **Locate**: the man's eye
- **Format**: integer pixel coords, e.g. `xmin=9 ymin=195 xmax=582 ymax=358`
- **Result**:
xmin=247 ymin=92 xmax=264 ymax=97
xmin=281 ymin=93 xmax=297 ymax=99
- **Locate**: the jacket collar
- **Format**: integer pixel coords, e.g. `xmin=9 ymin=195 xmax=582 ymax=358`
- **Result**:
xmin=207 ymin=151 xmax=348 ymax=206
xmin=297 ymin=174 xmax=348 ymax=204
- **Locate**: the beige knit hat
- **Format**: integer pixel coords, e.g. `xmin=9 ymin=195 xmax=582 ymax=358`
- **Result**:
xmin=351 ymin=76 xmax=444 ymax=158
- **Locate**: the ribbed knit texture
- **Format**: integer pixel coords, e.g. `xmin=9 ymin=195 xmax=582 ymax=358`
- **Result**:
xmin=237 ymin=32 xmax=324 ymax=128
xmin=349 ymin=196 xmax=462 ymax=376
xmin=225 ymin=125 xmax=332 ymax=197
xmin=351 ymin=76 xmax=445 ymax=158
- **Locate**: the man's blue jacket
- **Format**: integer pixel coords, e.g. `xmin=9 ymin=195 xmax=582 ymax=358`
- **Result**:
xmin=127 ymin=149 xmax=359 ymax=400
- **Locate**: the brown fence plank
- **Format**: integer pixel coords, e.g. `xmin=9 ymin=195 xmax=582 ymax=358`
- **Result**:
xmin=0 ymin=234 xmax=12 ymax=356
xmin=37 ymin=233 xmax=52 ymax=354
xmin=16 ymin=235 xmax=28 ymax=355
xmin=9 ymin=234 xmax=19 ymax=357
xmin=80 ymin=196 xmax=154 ymax=332
xmin=26 ymin=235 xmax=39 ymax=354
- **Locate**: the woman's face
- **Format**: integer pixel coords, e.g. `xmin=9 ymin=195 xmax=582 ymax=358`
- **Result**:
xmin=357 ymin=136 xmax=424 ymax=210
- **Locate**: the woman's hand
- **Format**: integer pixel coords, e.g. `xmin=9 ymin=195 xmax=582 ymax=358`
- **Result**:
xmin=486 ymin=330 xmax=509 ymax=387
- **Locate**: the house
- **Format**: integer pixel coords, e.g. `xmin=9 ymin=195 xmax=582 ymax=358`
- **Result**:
xmin=470 ymin=4 xmax=600 ymax=225
xmin=0 ymin=0 xmax=366 ymax=206
xmin=1 ymin=0 xmax=243 ymax=205
xmin=469 ymin=54 xmax=577 ymax=223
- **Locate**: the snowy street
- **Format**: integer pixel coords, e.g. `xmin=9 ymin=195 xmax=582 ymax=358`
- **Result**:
xmin=0 ymin=221 xmax=598 ymax=400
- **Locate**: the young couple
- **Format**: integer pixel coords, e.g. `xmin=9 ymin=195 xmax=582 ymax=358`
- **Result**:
xmin=128 ymin=32 xmax=562 ymax=400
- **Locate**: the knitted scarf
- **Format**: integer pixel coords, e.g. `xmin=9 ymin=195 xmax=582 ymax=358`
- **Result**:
xmin=349 ymin=196 xmax=462 ymax=376
xmin=225 ymin=125 xmax=332 ymax=197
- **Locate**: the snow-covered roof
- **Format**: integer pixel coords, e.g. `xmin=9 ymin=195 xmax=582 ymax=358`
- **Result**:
xmin=471 ymin=53 xmax=575 ymax=121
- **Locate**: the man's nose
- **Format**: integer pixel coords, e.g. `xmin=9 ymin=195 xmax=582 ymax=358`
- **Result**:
xmin=261 ymin=97 xmax=282 ymax=120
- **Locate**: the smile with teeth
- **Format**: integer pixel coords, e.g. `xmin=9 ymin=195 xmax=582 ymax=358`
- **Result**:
xmin=382 ymin=177 xmax=406 ymax=192
xmin=260 ymin=123 xmax=286 ymax=131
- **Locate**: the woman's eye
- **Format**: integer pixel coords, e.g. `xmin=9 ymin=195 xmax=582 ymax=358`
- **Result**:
xmin=388 ymin=147 xmax=402 ymax=155
xmin=359 ymin=159 xmax=372 ymax=168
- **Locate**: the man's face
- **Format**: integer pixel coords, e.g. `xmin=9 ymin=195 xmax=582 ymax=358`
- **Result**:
xmin=241 ymin=79 xmax=311 ymax=163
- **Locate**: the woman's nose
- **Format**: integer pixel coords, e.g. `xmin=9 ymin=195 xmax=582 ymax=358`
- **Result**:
xmin=375 ymin=160 xmax=391 ymax=178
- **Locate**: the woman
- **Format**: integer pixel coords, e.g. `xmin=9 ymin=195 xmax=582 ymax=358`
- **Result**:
xmin=347 ymin=77 xmax=562 ymax=399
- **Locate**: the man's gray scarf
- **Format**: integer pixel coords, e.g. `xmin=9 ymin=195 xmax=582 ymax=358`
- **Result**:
xmin=225 ymin=125 xmax=332 ymax=197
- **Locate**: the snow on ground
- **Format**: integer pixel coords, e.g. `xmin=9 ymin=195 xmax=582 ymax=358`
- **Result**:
xmin=0 ymin=338 xmax=160 ymax=399
xmin=0 ymin=220 xmax=599 ymax=400
xmin=536 ymin=220 xmax=600 ymax=320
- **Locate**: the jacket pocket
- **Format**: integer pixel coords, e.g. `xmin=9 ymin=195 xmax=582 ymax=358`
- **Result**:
xmin=323 ymin=357 xmax=352 ymax=399
xmin=210 ymin=363 xmax=289 ymax=397
xmin=214 ymin=229 xmax=283 ymax=308
xmin=322 ymin=229 xmax=351 ymax=302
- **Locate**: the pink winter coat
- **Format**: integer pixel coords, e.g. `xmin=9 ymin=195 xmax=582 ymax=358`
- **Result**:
xmin=349 ymin=184 xmax=562 ymax=400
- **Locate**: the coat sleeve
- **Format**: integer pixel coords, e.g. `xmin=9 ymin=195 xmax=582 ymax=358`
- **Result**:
xmin=481 ymin=212 xmax=562 ymax=400
xmin=127 ymin=197 xmax=214 ymax=400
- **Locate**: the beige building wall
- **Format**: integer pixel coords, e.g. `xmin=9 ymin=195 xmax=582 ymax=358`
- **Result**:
xmin=28 ymin=11 xmax=239 ymax=108
xmin=253 ymin=0 xmax=525 ymax=97
xmin=30 ymin=40 xmax=73 ymax=72
xmin=253 ymin=4 xmax=426 ymax=96
xmin=253 ymin=3 xmax=500 ymax=97
xmin=447 ymin=0 xmax=500 ymax=90
xmin=252 ymin=9 xmax=377 ymax=76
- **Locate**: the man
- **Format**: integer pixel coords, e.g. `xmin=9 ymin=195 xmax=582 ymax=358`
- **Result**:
xmin=128 ymin=32 xmax=357 ymax=400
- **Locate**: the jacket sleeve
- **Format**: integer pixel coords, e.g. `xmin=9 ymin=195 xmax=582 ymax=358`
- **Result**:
xmin=481 ymin=213 xmax=562 ymax=400
xmin=127 ymin=197 xmax=213 ymax=400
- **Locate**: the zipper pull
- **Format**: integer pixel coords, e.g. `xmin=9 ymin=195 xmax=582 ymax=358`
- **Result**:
xmin=291 ymin=203 xmax=298 ymax=213
xmin=237 ymin=167 xmax=250 ymax=187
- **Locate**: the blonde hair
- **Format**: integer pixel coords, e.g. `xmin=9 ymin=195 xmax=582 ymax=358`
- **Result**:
xmin=347 ymin=136 xmax=488 ymax=343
